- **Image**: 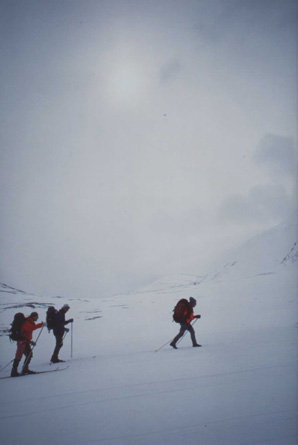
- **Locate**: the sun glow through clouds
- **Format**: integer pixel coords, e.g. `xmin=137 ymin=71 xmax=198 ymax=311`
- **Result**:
xmin=105 ymin=60 xmax=147 ymax=109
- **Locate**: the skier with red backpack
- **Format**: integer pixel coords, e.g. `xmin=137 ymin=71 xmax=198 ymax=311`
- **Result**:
xmin=170 ymin=297 xmax=201 ymax=349
xmin=10 ymin=312 xmax=44 ymax=377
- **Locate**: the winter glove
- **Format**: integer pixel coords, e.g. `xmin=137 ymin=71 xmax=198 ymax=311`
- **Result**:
xmin=64 ymin=328 xmax=70 ymax=333
xmin=31 ymin=341 xmax=36 ymax=346
xmin=195 ymin=315 xmax=201 ymax=319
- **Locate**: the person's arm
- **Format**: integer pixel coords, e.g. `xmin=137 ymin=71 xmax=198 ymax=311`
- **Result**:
xmin=33 ymin=322 xmax=43 ymax=330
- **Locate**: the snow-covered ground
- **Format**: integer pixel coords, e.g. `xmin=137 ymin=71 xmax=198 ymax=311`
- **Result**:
xmin=0 ymin=217 xmax=297 ymax=445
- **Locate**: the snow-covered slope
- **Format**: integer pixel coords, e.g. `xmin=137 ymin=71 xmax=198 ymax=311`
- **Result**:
xmin=0 ymin=217 xmax=297 ymax=445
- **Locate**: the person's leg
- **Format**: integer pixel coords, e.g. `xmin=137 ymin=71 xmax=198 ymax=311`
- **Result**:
xmin=22 ymin=343 xmax=34 ymax=374
xmin=170 ymin=324 xmax=187 ymax=348
xmin=187 ymin=324 xmax=201 ymax=347
xmin=51 ymin=333 xmax=64 ymax=362
xmin=11 ymin=342 xmax=25 ymax=377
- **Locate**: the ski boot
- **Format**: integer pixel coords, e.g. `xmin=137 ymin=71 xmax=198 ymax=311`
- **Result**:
xmin=22 ymin=367 xmax=36 ymax=375
xmin=11 ymin=359 xmax=20 ymax=377
xmin=51 ymin=357 xmax=65 ymax=363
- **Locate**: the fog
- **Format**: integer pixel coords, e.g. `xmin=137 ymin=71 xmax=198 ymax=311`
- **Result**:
xmin=0 ymin=0 xmax=297 ymax=299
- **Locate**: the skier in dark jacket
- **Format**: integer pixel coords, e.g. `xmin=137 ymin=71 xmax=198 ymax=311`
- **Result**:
xmin=51 ymin=304 xmax=73 ymax=363
xmin=170 ymin=297 xmax=201 ymax=349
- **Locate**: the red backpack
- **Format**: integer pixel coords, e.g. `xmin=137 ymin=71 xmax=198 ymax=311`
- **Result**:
xmin=173 ymin=299 xmax=191 ymax=323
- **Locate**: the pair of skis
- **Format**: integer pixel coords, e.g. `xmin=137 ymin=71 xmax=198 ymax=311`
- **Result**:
xmin=0 ymin=366 xmax=69 ymax=380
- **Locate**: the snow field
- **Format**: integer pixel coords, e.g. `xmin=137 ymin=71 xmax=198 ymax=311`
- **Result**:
xmin=0 ymin=218 xmax=297 ymax=444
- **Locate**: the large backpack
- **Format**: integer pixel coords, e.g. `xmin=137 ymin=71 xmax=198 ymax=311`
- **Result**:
xmin=46 ymin=306 xmax=57 ymax=332
xmin=173 ymin=299 xmax=191 ymax=323
xmin=9 ymin=313 xmax=26 ymax=341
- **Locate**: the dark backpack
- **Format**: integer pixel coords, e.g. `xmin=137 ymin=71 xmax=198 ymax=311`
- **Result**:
xmin=173 ymin=299 xmax=191 ymax=323
xmin=46 ymin=306 xmax=57 ymax=332
xmin=9 ymin=313 xmax=26 ymax=341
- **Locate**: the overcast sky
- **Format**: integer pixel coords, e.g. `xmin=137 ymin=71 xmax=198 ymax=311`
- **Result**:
xmin=0 ymin=0 xmax=297 ymax=299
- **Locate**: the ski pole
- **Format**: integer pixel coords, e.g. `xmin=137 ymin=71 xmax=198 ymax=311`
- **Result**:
xmin=154 ymin=338 xmax=172 ymax=353
xmin=71 ymin=321 xmax=73 ymax=358
xmin=22 ymin=324 xmax=45 ymax=371
xmin=0 ymin=359 xmax=14 ymax=373
xmin=155 ymin=318 xmax=199 ymax=352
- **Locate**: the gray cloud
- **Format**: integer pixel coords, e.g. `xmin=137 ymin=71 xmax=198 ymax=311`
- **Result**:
xmin=219 ymin=184 xmax=293 ymax=226
xmin=193 ymin=0 xmax=297 ymax=45
xmin=219 ymin=134 xmax=297 ymax=226
xmin=254 ymin=134 xmax=298 ymax=180
xmin=159 ymin=59 xmax=182 ymax=84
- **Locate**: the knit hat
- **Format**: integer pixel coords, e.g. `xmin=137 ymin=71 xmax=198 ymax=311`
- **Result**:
xmin=30 ymin=312 xmax=39 ymax=318
xmin=62 ymin=304 xmax=70 ymax=310
xmin=189 ymin=297 xmax=196 ymax=306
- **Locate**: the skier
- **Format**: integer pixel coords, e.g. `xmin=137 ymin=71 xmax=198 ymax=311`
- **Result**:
xmin=11 ymin=312 xmax=43 ymax=376
xmin=50 ymin=304 xmax=73 ymax=363
xmin=170 ymin=297 xmax=201 ymax=349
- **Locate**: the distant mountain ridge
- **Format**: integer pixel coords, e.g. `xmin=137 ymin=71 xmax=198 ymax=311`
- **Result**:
xmin=137 ymin=215 xmax=298 ymax=295
xmin=1 ymin=215 xmax=297 ymax=303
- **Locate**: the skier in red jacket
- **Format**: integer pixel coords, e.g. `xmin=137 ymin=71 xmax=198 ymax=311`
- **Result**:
xmin=11 ymin=312 xmax=43 ymax=377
